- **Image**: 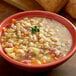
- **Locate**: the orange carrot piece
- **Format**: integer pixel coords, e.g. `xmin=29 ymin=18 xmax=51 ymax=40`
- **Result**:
xmin=2 ymin=28 xmax=6 ymax=32
xmin=13 ymin=45 xmax=19 ymax=52
xmin=13 ymin=48 xmax=17 ymax=52
xmin=51 ymin=54 xmax=55 ymax=58
xmin=25 ymin=33 xmax=29 ymax=36
xmin=41 ymin=60 xmax=46 ymax=64
xmin=31 ymin=60 xmax=38 ymax=65
xmin=12 ymin=19 xmax=17 ymax=23
xmin=54 ymin=57 xmax=59 ymax=61
xmin=14 ymin=45 xmax=19 ymax=49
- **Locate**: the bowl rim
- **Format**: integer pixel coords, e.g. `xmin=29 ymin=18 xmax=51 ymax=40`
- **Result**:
xmin=0 ymin=10 xmax=76 ymax=68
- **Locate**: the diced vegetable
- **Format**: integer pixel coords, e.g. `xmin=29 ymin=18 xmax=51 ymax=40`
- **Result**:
xmin=42 ymin=56 xmax=48 ymax=60
xmin=12 ymin=19 xmax=17 ymax=23
xmin=36 ymin=60 xmax=41 ymax=64
xmin=21 ymin=29 xmax=27 ymax=33
xmin=55 ymin=50 xmax=61 ymax=56
xmin=7 ymin=43 xmax=13 ymax=48
xmin=49 ymin=48 xmax=56 ymax=54
xmin=31 ymin=60 xmax=38 ymax=65
xmin=7 ymin=52 xmax=16 ymax=59
xmin=54 ymin=57 xmax=59 ymax=61
xmin=2 ymin=28 xmax=6 ymax=32
xmin=5 ymin=48 xmax=13 ymax=53
xmin=31 ymin=47 xmax=40 ymax=55
xmin=25 ymin=33 xmax=29 ymax=36
xmin=14 ymin=45 xmax=19 ymax=49
xmin=16 ymin=49 xmax=25 ymax=54
xmin=51 ymin=54 xmax=55 ymax=58
xmin=41 ymin=60 xmax=46 ymax=64
xmin=13 ymin=48 xmax=18 ymax=52
xmin=13 ymin=45 xmax=19 ymax=52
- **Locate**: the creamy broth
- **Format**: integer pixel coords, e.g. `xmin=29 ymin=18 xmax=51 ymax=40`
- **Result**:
xmin=1 ymin=17 xmax=72 ymax=64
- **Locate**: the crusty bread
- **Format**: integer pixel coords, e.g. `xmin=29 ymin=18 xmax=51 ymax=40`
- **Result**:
xmin=65 ymin=0 xmax=76 ymax=19
xmin=4 ymin=0 xmax=44 ymax=10
xmin=36 ymin=0 xmax=68 ymax=13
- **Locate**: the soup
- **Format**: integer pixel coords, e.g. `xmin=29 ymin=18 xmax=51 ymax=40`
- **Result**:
xmin=1 ymin=17 xmax=72 ymax=65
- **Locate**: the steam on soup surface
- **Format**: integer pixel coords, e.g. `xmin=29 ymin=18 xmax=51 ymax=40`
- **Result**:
xmin=1 ymin=17 xmax=72 ymax=65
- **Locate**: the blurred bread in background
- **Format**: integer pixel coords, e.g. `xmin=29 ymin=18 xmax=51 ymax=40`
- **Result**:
xmin=4 ymin=0 xmax=44 ymax=10
xmin=36 ymin=0 xmax=68 ymax=13
xmin=4 ymin=0 xmax=76 ymax=19
xmin=65 ymin=0 xmax=76 ymax=19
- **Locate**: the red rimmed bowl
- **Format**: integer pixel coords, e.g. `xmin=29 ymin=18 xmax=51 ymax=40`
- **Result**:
xmin=0 ymin=11 xmax=76 ymax=72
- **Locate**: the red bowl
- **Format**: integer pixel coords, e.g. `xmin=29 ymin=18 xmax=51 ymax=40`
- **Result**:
xmin=0 ymin=11 xmax=76 ymax=72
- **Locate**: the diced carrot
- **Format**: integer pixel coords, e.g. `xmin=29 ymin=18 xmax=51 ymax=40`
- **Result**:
xmin=41 ymin=60 xmax=46 ymax=64
xmin=54 ymin=57 xmax=59 ymax=61
xmin=51 ymin=54 xmax=55 ymax=58
xmin=13 ymin=48 xmax=17 ymax=52
xmin=31 ymin=60 xmax=38 ymax=65
xmin=49 ymin=48 xmax=56 ymax=53
xmin=2 ymin=28 xmax=6 ymax=32
xmin=13 ymin=45 xmax=19 ymax=52
xmin=12 ymin=19 xmax=17 ymax=23
xmin=14 ymin=45 xmax=19 ymax=49
xmin=25 ymin=33 xmax=29 ymax=36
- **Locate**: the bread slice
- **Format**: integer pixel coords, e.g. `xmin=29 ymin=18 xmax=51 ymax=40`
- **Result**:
xmin=65 ymin=0 xmax=76 ymax=19
xmin=4 ymin=0 xmax=44 ymax=10
xmin=36 ymin=0 xmax=68 ymax=13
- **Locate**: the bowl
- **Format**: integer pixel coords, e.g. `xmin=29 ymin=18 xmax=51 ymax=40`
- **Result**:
xmin=0 ymin=11 xmax=76 ymax=72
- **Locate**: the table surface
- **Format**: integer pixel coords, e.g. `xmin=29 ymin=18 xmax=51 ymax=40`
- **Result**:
xmin=0 ymin=0 xmax=76 ymax=76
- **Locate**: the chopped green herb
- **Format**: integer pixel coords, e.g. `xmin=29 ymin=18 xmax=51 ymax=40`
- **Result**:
xmin=30 ymin=26 xmax=40 ymax=33
xmin=34 ymin=26 xmax=37 ymax=28
xmin=36 ymin=29 xmax=39 ymax=32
